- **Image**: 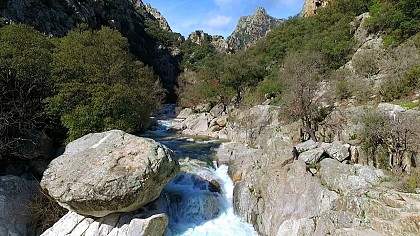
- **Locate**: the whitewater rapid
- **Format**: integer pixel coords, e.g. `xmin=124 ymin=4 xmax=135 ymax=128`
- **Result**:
xmin=146 ymin=108 xmax=258 ymax=236
xmin=159 ymin=165 xmax=257 ymax=236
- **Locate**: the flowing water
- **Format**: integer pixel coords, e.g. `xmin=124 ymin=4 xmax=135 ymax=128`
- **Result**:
xmin=144 ymin=105 xmax=257 ymax=236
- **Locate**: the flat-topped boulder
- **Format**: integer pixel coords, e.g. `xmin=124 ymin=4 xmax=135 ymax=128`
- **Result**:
xmin=41 ymin=130 xmax=179 ymax=217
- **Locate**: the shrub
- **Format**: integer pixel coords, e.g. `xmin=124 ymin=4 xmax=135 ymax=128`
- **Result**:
xmin=352 ymin=50 xmax=380 ymax=78
xmin=380 ymin=75 xmax=412 ymax=101
xmin=358 ymin=109 xmax=420 ymax=171
xmin=402 ymin=171 xmax=420 ymax=193
xmin=280 ymin=51 xmax=328 ymax=141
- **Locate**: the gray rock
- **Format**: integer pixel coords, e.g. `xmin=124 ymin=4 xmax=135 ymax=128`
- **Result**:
xmin=176 ymin=108 xmax=193 ymax=119
xmin=194 ymin=103 xmax=212 ymax=113
xmin=319 ymin=159 xmax=372 ymax=193
xmin=41 ymin=211 xmax=168 ymax=236
xmin=216 ymin=115 xmax=229 ymax=127
xmin=355 ymin=164 xmax=384 ymax=186
xmin=326 ymin=141 xmax=350 ymax=162
xmin=227 ymin=7 xmax=283 ymax=51
xmin=227 ymin=105 xmax=282 ymax=145
xmin=378 ymin=103 xmax=407 ymax=114
xmin=262 ymin=99 xmax=272 ymax=105
xmin=41 ymin=130 xmax=179 ymax=217
xmin=183 ymin=113 xmax=210 ymax=133
xmin=0 ymin=176 xmax=39 ymax=236
xmin=298 ymin=147 xmax=325 ymax=164
xmin=295 ymin=140 xmax=318 ymax=152
xmin=208 ymin=125 xmax=223 ymax=133
xmin=276 ymin=218 xmax=315 ymax=236
xmin=209 ymin=103 xmax=225 ymax=118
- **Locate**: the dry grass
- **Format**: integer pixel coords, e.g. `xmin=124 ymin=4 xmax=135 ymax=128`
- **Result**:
xmin=26 ymin=187 xmax=68 ymax=233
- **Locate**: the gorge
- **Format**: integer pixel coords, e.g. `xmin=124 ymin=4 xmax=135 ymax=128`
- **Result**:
xmin=1 ymin=0 xmax=420 ymax=235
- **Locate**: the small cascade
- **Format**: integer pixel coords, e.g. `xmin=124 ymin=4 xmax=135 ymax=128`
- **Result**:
xmin=156 ymin=166 xmax=257 ymax=236
xmin=145 ymin=105 xmax=257 ymax=236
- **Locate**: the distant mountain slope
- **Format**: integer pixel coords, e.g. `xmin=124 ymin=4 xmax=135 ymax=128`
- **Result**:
xmin=227 ymin=7 xmax=283 ymax=51
xmin=0 ymin=0 xmax=181 ymax=101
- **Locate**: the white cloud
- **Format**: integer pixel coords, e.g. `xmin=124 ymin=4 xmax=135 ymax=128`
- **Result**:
xmin=204 ymin=15 xmax=233 ymax=29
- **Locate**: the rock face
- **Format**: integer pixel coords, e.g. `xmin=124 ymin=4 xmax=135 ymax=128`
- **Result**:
xmin=0 ymin=176 xmax=39 ymax=236
xmin=301 ymin=0 xmax=332 ymax=17
xmin=217 ymin=104 xmax=420 ymax=236
xmin=187 ymin=30 xmax=229 ymax=53
xmin=144 ymin=3 xmax=171 ymax=31
xmin=227 ymin=7 xmax=283 ymax=51
xmin=41 ymin=211 xmax=168 ymax=236
xmin=41 ymin=130 xmax=179 ymax=217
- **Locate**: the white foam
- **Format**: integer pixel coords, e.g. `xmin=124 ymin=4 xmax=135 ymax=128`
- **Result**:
xmin=163 ymin=165 xmax=258 ymax=236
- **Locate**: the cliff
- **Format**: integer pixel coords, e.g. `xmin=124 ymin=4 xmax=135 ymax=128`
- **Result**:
xmin=144 ymin=3 xmax=171 ymax=32
xmin=227 ymin=7 xmax=283 ymax=51
xmin=188 ymin=30 xmax=229 ymax=53
xmin=301 ymin=0 xmax=332 ymax=17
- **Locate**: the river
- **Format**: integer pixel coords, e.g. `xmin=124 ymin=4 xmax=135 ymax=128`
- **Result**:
xmin=144 ymin=105 xmax=257 ymax=236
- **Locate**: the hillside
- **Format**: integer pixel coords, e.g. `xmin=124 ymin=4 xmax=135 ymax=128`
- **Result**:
xmin=0 ymin=0 xmax=182 ymax=101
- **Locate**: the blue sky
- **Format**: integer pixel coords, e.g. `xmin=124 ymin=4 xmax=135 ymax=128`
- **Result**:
xmin=143 ymin=0 xmax=305 ymax=38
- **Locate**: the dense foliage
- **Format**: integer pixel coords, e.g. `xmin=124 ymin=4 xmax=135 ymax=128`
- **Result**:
xmin=144 ymin=18 xmax=183 ymax=47
xmin=47 ymin=26 xmax=161 ymax=141
xmin=0 ymin=24 xmax=54 ymax=159
xmin=177 ymin=52 xmax=265 ymax=107
xmin=0 ymin=24 xmax=162 ymax=160
xmin=366 ymin=0 xmax=420 ymax=47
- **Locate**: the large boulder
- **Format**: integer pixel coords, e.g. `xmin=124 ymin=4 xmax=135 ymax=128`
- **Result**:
xmin=325 ymin=141 xmax=350 ymax=162
xmin=298 ymin=147 xmax=325 ymax=164
xmin=0 ymin=176 xmax=39 ymax=236
xmin=209 ymin=103 xmax=225 ymax=118
xmin=41 ymin=211 xmax=168 ymax=236
xmin=319 ymin=159 xmax=383 ymax=194
xmin=41 ymin=130 xmax=179 ymax=217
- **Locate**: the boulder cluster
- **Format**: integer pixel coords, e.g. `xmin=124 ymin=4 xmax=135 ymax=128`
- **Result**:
xmin=173 ymin=103 xmax=231 ymax=139
xmin=40 ymin=130 xmax=180 ymax=236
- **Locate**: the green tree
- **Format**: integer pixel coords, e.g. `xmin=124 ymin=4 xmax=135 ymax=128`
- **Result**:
xmin=218 ymin=53 xmax=265 ymax=104
xmin=366 ymin=0 xmax=420 ymax=46
xmin=47 ymin=26 xmax=161 ymax=141
xmin=0 ymin=24 xmax=54 ymax=159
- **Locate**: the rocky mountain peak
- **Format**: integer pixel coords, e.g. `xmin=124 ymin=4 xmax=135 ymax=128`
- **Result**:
xmin=254 ymin=7 xmax=267 ymax=16
xmin=301 ymin=0 xmax=332 ymax=17
xmin=227 ymin=7 xmax=283 ymax=51
xmin=144 ymin=3 xmax=172 ymax=31
xmin=188 ymin=30 xmax=229 ymax=53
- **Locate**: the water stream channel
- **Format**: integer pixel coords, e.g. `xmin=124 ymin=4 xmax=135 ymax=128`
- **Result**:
xmin=143 ymin=106 xmax=257 ymax=236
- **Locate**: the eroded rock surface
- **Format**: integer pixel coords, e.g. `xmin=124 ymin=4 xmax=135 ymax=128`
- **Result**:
xmin=0 ymin=176 xmax=39 ymax=236
xmin=41 ymin=211 xmax=168 ymax=236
